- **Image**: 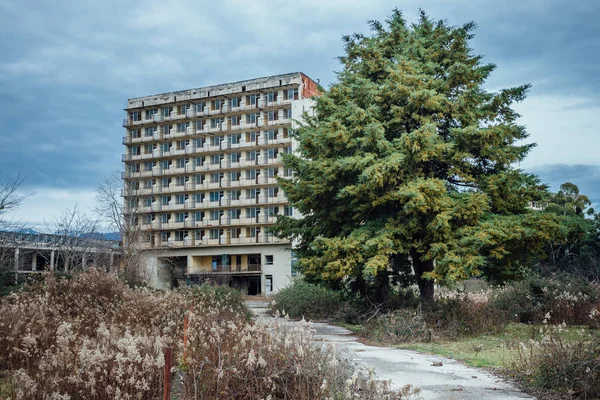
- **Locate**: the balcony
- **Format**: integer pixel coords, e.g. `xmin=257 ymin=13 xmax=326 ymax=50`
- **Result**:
xmin=196 ymin=263 xmax=262 ymax=274
xmin=153 ymin=131 xmax=163 ymax=141
xmin=186 ymin=108 xmax=197 ymax=118
xmin=123 ymin=119 xmax=132 ymax=127
xmin=153 ymin=114 xmax=164 ymax=123
xmin=171 ymin=111 xmax=186 ymax=121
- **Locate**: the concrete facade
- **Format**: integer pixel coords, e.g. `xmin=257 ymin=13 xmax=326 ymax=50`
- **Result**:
xmin=122 ymin=72 xmax=318 ymax=294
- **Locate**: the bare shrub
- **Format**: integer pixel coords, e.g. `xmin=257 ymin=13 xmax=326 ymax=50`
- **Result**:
xmin=0 ymin=270 xmax=414 ymax=399
xmin=511 ymin=315 xmax=600 ymax=399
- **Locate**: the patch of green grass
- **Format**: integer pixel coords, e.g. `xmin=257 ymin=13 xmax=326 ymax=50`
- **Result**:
xmin=395 ymin=323 xmax=594 ymax=369
xmin=336 ymin=322 xmax=363 ymax=333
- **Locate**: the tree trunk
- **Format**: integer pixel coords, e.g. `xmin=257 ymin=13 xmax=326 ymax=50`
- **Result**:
xmin=410 ymin=248 xmax=435 ymax=301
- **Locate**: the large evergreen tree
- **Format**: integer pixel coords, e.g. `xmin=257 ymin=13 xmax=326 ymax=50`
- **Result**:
xmin=275 ymin=10 xmax=560 ymax=301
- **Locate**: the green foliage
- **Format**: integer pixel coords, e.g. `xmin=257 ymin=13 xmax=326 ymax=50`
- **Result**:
xmin=268 ymin=280 xmax=344 ymax=321
xmin=537 ymin=182 xmax=600 ymax=281
xmin=489 ymin=273 xmax=600 ymax=326
xmin=191 ymin=283 xmax=252 ymax=321
xmin=275 ymin=9 xmax=553 ymax=300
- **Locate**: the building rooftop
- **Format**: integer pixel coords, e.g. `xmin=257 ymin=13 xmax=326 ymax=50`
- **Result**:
xmin=126 ymin=72 xmax=316 ymax=109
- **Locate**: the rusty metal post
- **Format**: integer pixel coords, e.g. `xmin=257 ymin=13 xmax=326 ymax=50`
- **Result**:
xmin=163 ymin=347 xmax=172 ymax=400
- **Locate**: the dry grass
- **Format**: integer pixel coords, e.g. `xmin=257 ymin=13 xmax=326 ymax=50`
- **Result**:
xmin=0 ymin=270 xmax=415 ymax=399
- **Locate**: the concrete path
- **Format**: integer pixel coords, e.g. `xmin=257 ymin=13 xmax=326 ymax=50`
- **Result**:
xmin=246 ymin=300 xmax=533 ymax=400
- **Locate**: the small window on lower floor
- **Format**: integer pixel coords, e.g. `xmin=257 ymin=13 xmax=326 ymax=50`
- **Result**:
xmin=265 ymin=255 xmax=274 ymax=265
xmin=265 ymin=275 xmax=273 ymax=292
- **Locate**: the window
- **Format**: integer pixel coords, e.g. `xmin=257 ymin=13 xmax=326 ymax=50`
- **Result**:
xmin=130 ymin=145 xmax=140 ymax=156
xmin=230 ymin=96 xmax=241 ymax=108
xmin=247 ymin=150 xmax=257 ymax=161
xmin=194 ymin=229 xmax=203 ymax=240
xmin=230 ymin=171 xmax=240 ymax=181
xmin=265 ymin=129 xmax=276 ymax=140
xmin=144 ymin=162 xmax=154 ymax=172
xmin=211 ymin=135 xmax=223 ymax=146
xmin=176 ymin=140 xmax=187 ymax=150
xmin=210 ymin=173 xmax=220 ymax=183
xmin=266 ymin=148 xmax=277 ymax=159
xmin=143 ymin=214 xmax=152 ymax=224
xmin=145 ymin=109 xmax=157 ymax=119
xmin=144 ymin=144 xmax=153 ymax=154
xmin=267 ymin=167 xmax=278 ymax=178
xmin=230 ymin=152 xmax=241 ymax=163
xmin=195 ymin=174 xmax=204 ymax=184
xmin=209 ymin=191 xmax=221 ymax=202
xmin=267 ymin=91 xmax=277 ymax=103
xmin=194 ymin=193 xmax=204 ymax=202
xmin=161 ymin=177 xmax=171 ymax=187
xmin=247 ymin=226 xmax=258 ymax=237
xmin=267 ymin=110 xmax=278 ymax=121
xmin=197 ymin=119 xmax=206 ymax=130
xmin=161 ymin=231 xmax=170 ymax=242
xmin=246 ymin=113 xmax=259 ymax=124
xmin=194 ymin=211 xmax=203 ymax=221
xmin=194 ymin=137 xmax=204 ymax=147
xmin=175 ymin=230 xmax=186 ymax=241
xmin=229 ymin=133 xmax=241 ymax=144
xmin=131 ymin=129 xmax=141 ymax=138
xmin=231 ymin=227 xmax=241 ymax=239
xmin=284 ymin=205 xmax=293 ymax=216
xmin=230 ymin=189 xmax=241 ymax=200
xmin=267 ymin=206 xmax=279 ymax=216
xmin=265 ymin=275 xmax=273 ymax=292
xmin=285 ymin=88 xmax=298 ymax=100
xmin=175 ymin=212 xmax=186 ymax=223
xmin=175 ymin=194 xmax=187 ymax=204
xmin=246 ymin=131 xmax=257 ymax=143
xmin=211 ymin=154 xmax=221 ymax=165
xmin=210 ymin=118 xmax=223 ymax=128
xmin=209 ymin=210 xmax=221 ymax=221
xmin=246 ymin=207 xmax=258 ymax=218
xmin=212 ymin=99 xmax=222 ymax=110
xmin=144 ymin=126 xmax=153 ymax=138
xmin=161 ymin=195 xmax=170 ymax=205
xmin=144 ymin=179 xmax=152 ymax=189
xmin=163 ymin=107 xmax=172 ymax=117
xmin=161 ymin=142 xmax=171 ymax=153
xmin=284 ymin=108 xmax=292 ymax=119
xmin=247 ymin=94 xmax=258 ymax=106
xmin=230 ymin=208 xmax=241 ymax=219
xmin=209 ymin=229 xmax=220 ymax=239
xmin=160 ymin=213 xmax=170 ymax=223
xmin=196 ymin=102 xmax=206 ymax=113
xmin=178 ymin=123 xmax=188 ymax=133
xmin=195 ymin=157 xmax=204 ymax=166
xmin=176 ymin=158 xmax=186 ymax=168
xmin=176 ymin=176 xmax=185 ymax=186
xmin=131 ymin=111 xmax=141 ymax=121
xmin=231 ymin=115 xmax=240 ymax=126
xmin=246 ymin=169 xmax=257 ymax=180
xmin=265 ymin=256 xmax=274 ymax=265
xmin=268 ymin=187 xmax=278 ymax=198
xmin=180 ymin=104 xmax=188 ymax=114
xmin=160 ymin=160 xmax=171 ymax=170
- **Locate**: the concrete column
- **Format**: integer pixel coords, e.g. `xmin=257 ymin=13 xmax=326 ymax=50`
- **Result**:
xmin=32 ymin=254 xmax=37 ymax=271
xmin=110 ymin=253 xmax=114 ymax=270
xmin=82 ymin=254 xmax=87 ymax=269
xmin=50 ymin=250 xmax=55 ymax=271
xmin=14 ymin=248 xmax=20 ymax=271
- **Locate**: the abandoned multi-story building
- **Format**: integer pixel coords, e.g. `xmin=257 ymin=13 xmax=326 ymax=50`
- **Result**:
xmin=122 ymin=72 xmax=319 ymax=294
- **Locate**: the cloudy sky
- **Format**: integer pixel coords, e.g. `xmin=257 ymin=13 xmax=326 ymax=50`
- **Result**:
xmin=1 ymin=0 xmax=598 ymax=229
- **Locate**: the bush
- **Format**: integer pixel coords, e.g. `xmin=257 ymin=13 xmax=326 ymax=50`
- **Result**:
xmin=0 ymin=270 xmax=413 ymax=399
xmin=489 ymin=273 xmax=600 ymax=326
xmin=364 ymin=294 xmax=507 ymax=344
xmin=268 ymin=280 xmax=344 ymax=321
xmin=513 ymin=322 xmax=600 ymax=399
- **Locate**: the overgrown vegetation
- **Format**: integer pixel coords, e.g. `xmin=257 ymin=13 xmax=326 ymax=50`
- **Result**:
xmin=0 ymin=270 xmax=415 ymax=399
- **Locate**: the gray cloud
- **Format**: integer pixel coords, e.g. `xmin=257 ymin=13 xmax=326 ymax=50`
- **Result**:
xmin=0 ymin=0 xmax=598 ymax=205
